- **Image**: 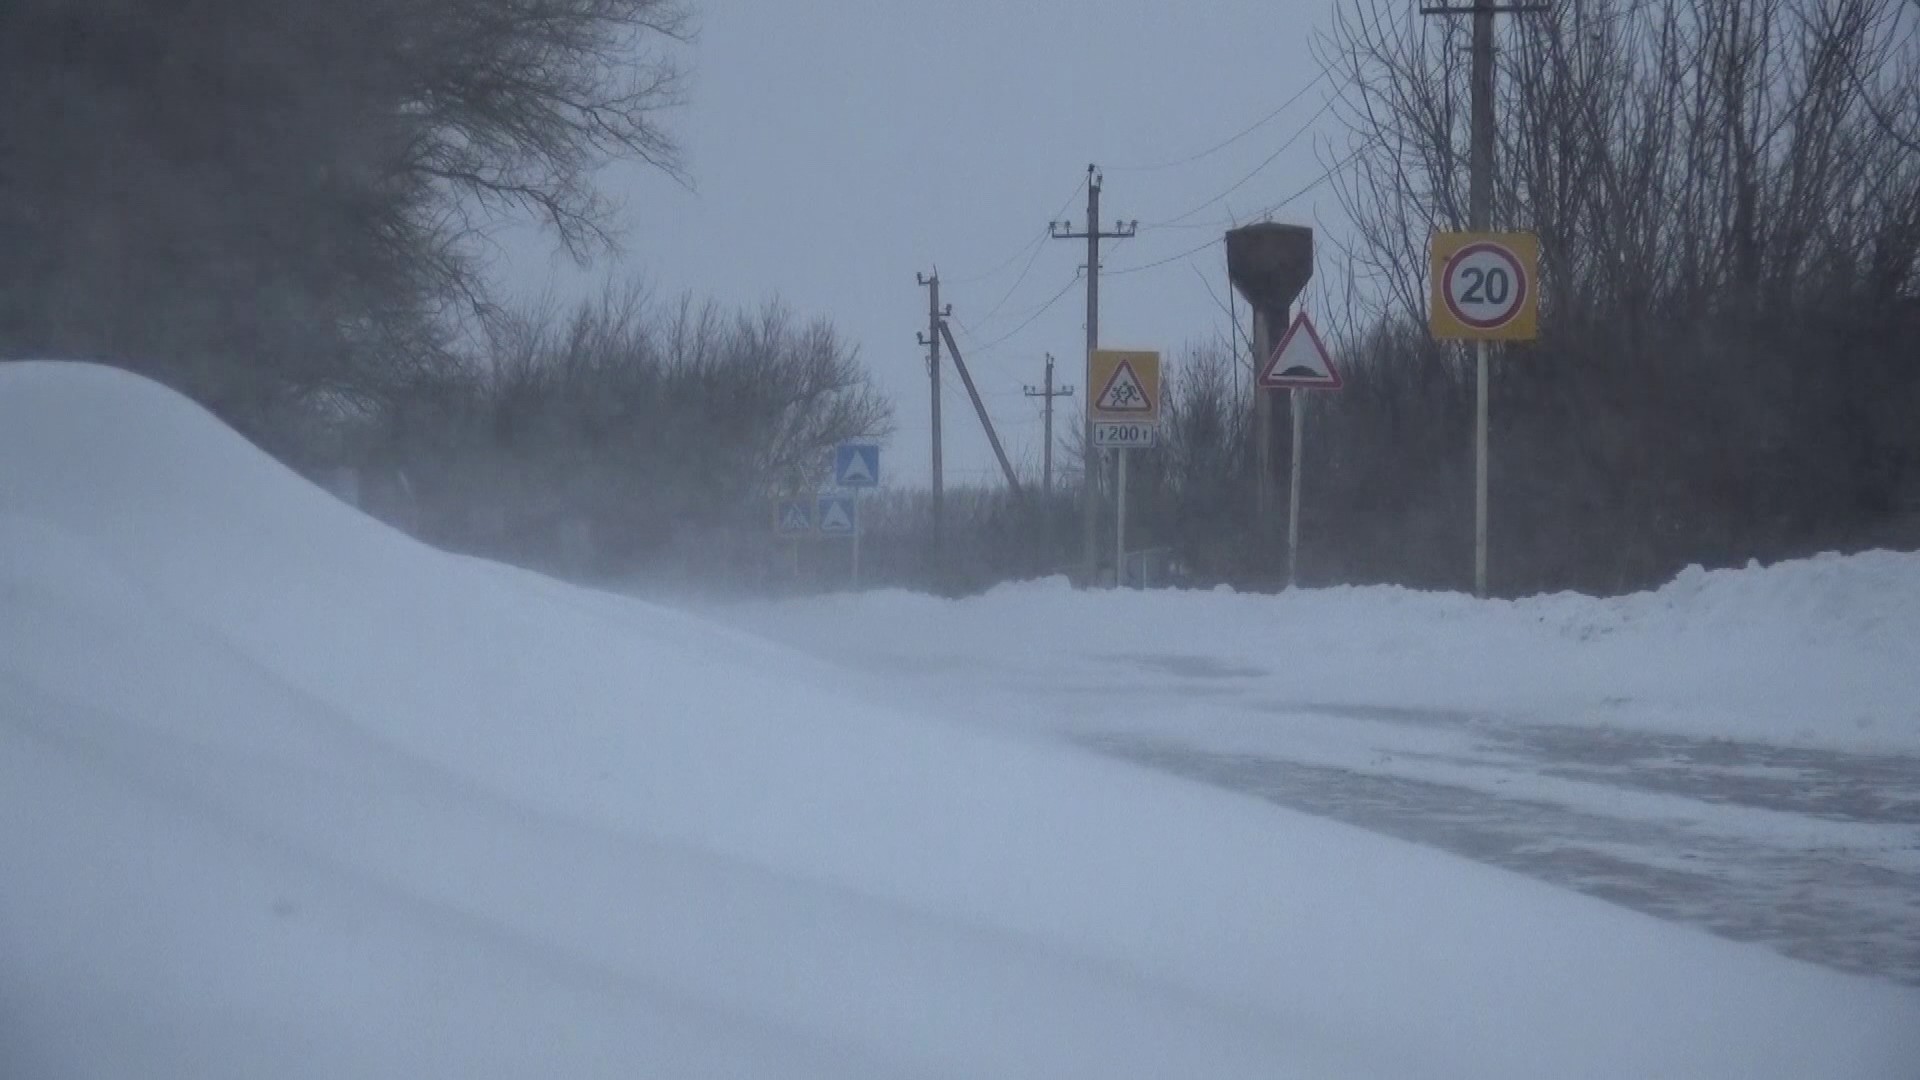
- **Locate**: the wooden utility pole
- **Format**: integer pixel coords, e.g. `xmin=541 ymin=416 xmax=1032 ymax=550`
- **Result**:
xmin=1050 ymin=165 xmax=1136 ymax=585
xmin=1024 ymin=353 xmax=1075 ymax=500
xmin=916 ymin=271 xmax=949 ymax=555
xmin=1469 ymin=4 xmax=1493 ymax=599
xmin=1421 ymin=0 xmax=1547 ymax=597
xmin=937 ymin=321 xmax=1023 ymax=493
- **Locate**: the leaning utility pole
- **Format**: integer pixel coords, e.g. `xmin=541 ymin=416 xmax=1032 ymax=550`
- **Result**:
xmin=916 ymin=271 xmax=949 ymax=556
xmin=937 ymin=320 xmax=1024 ymax=494
xmin=1421 ymin=0 xmax=1545 ymax=596
xmin=1024 ymin=353 xmax=1075 ymax=500
xmin=1050 ymin=165 xmax=1136 ymax=585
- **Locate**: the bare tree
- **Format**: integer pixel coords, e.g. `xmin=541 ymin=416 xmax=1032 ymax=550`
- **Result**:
xmin=374 ymin=286 xmax=891 ymax=575
xmin=1314 ymin=0 xmax=1920 ymax=593
xmin=0 ymin=0 xmax=691 ymax=432
xmin=384 ymin=0 xmax=692 ymax=263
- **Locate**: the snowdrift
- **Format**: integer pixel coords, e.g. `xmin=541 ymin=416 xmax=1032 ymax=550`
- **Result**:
xmin=2 ymin=361 xmax=1916 ymax=1079
xmin=743 ymin=548 xmax=1920 ymax=754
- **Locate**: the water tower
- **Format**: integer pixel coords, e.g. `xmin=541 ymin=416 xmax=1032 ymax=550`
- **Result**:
xmin=1226 ymin=223 xmax=1313 ymax=547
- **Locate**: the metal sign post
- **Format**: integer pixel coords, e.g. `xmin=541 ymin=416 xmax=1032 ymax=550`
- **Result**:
xmin=1258 ymin=312 xmax=1343 ymax=588
xmin=1429 ymin=231 xmax=1540 ymax=595
xmin=1088 ymin=350 xmax=1161 ymax=588
xmin=832 ymin=444 xmax=879 ymax=591
xmin=816 ymin=494 xmax=858 ymax=588
xmin=1288 ymin=390 xmax=1304 ymax=585
xmin=1092 ymin=421 xmax=1156 ymax=586
xmin=774 ymin=498 xmax=815 ymax=586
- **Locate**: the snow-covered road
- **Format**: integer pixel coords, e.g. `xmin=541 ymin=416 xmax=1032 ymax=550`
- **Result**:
xmin=721 ymin=576 xmax=1920 ymax=986
xmin=1093 ymin=707 xmax=1920 ymax=985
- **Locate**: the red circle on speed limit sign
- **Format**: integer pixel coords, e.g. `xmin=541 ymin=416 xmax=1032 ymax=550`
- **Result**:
xmin=1441 ymin=241 xmax=1530 ymax=330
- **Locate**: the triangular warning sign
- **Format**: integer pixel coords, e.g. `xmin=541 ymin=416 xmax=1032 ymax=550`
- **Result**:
xmin=819 ymin=500 xmax=855 ymax=534
xmin=1259 ymin=312 xmax=1342 ymax=390
xmin=779 ymin=504 xmax=811 ymax=532
xmin=1095 ymin=361 xmax=1153 ymax=413
xmin=838 ymin=450 xmax=875 ymax=486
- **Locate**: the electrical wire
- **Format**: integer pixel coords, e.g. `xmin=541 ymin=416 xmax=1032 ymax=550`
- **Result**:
xmin=948 ymin=173 xmax=1088 ymax=322
xmin=1107 ymin=68 xmax=1332 ymax=173
xmin=967 ymin=273 xmax=1083 ymax=354
xmin=1105 ymin=148 xmax=1365 ymax=278
xmin=1140 ymin=94 xmax=1340 ymax=229
xmin=944 ymin=232 xmax=1048 ymax=289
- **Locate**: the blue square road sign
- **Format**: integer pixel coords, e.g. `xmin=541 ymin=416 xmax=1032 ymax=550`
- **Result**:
xmin=816 ymin=494 xmax=858 ymax=536
xmin=774 ymin=499 xmax=814 ymax=536
xmin=834 ymin=444 xmax=880 ymax=488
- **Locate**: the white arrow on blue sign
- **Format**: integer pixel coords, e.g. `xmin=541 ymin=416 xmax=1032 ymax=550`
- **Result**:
xmin=835 ymin=443 xmax=880 ymax=488
xmin=774 ymin=499 xmax=814 ymax=536
xmin=816 ymin=494 xmax=858 ymax=536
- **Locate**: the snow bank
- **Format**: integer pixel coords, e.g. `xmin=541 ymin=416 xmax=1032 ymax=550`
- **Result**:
xmin=3 ymin=362 xmax=1916 ymax=1079
xmin=747 ymin=550 xmax=1920 ymax=753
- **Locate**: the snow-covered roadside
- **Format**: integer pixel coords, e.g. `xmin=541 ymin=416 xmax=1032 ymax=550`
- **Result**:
xmin=5 ymin=363 xmax=1916 ymax=1079
xmin=727 ymin=554 xmax=1920 ymax=755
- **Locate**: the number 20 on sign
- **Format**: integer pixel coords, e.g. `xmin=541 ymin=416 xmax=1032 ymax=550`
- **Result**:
xmin=1429 ymin=232 xmax=1540 ymax=342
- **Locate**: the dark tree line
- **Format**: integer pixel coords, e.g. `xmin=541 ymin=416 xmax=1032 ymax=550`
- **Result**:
xmin=1132 ymin=0 xmax=1920 ymax=596
xmin=1 ymin=0 xmax=692 ymax=429
xmin=677 ymin=0 xmax=1920 ymax=599
xmin=1290 ymin=0 xmax=1920 ymax=594
xmin=364 ymin=288 xmax=889 ymax=576
xmin=1 ymin=0 xmax=893 ymax=580
xmin=891 ymin=0 xmax=1920 ymax=598
xmin=857 ymin=0 xmax=1919 ymax=600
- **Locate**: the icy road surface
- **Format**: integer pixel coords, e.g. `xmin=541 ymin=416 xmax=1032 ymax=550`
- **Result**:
xmin=724 ymin=578 xmax=1920 ymax=987
xmin=1090 ymin=699 xmax=1920 ymax=986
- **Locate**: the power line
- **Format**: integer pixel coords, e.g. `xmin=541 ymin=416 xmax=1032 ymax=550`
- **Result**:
xmin=971 ymin=230 xmax=1058 ymax=326
xmin=945 ymin=233 xmax=1045 ymax=288
xmin=1140 ymin=94 xmax=1340 ymax=229
xmin=1106 ymin=234 xmax=1223 ymax=279
xmin=945 ymin=175 xmax=1088 ymax=288
xmin=967 ymin=272 xmax=1082 ymax=353
xmin=955 ymin=176 xmax=1091 ymax=327
xmin=1105 ymin=148 xmax=1365 ymax=277
xmin=1108 ymin=68 xmax=1331 ymax=173
xmin=1190 ymin=260 xmax=1243 ymax=338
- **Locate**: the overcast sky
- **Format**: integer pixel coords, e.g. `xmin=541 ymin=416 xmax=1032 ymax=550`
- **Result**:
xmin=494 ymin=0 xmax=1352 ymax=488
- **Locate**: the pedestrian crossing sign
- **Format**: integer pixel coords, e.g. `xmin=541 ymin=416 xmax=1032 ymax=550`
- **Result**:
xmin=774 ymin=499 xmax=814 ymax=536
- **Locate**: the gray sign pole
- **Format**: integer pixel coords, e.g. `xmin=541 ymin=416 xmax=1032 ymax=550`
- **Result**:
xmin=851 ymin=490 xmax=862 ymax=590
xmin=1116 ymin=448 xmax=1128 ymax=588
xmin=1288 ymin=389 xmax=1304 ymax=587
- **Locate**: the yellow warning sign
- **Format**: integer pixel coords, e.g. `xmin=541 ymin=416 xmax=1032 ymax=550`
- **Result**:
xmin=1087 ymin=349 xmax=1161 ymax=424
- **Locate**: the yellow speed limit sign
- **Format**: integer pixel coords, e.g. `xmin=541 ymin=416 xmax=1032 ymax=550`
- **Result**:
xmin=1429 ymin=232 xmax=1539 ymax=341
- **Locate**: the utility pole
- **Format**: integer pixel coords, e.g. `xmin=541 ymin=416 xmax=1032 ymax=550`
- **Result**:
xmin=1469 ymin=3 xmax=1493 ymax=600
xmin=916 ymin=272 xmax=949 ymax=560
xmin=1023 ymin=353 xmax=1075 ymax=500
xmin=937 ymin=320 xmax=1024 ymax=493
xmin=1421 ymin=0 xmax=1545 ymax=596
xmin=1050 ymin=165 xmax=1136 ymax=585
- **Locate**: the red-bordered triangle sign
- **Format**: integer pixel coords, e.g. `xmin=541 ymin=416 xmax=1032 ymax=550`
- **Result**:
xmin=1259 ymin=312 xmax=1342 ymax=390
xmin=1094 ymin=360 xmax=1154 ymax=413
